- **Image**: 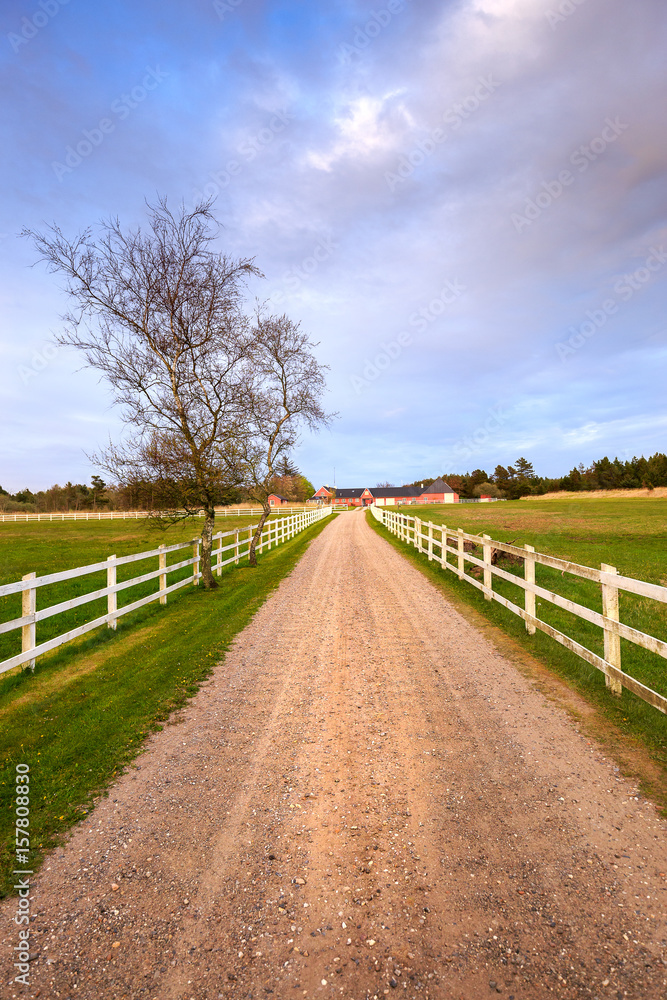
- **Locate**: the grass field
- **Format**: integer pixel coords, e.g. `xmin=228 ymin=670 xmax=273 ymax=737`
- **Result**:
xmin=0 ymin=513 xmax=284 ymax=667
xmin=370 ymin=498 xmax=667 ymax=778
xmin=0 ymin=513 xmax=333 ymax=898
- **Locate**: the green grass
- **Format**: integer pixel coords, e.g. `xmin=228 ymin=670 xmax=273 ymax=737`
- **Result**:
xmin=0 ymin=513 xmax=283 ymax=666
xmin=369 ymin=500 xmax=667 ymax=772
xmin=0 ymin=514 xmax=333 ymax=898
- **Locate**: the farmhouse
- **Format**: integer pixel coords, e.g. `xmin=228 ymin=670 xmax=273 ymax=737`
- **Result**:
xmin=311 ymin=479 xmax=459 ymax=506
xmin=268 ymin=493 xmax=290 ymax=507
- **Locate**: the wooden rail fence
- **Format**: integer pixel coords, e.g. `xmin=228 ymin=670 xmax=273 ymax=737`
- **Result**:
xmin=0 ymin=506 xmax=331 ymax=675
xmin=370 ymin=505 xmax=667 ymax=715
xmin=0 ymin=506 xmax=314 ymax=523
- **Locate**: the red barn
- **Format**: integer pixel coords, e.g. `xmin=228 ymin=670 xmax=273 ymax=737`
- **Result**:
xmin=418 ymin=477 xmax=459 ymax=503
xmin=310 ymin=479 xmax=459 ymax=506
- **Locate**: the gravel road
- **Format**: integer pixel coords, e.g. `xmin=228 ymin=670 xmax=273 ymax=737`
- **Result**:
xmin=2 ymin=509 xmax=666 ymax=1000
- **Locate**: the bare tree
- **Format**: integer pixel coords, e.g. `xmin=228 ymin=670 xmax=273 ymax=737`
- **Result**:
xmin=23 ymin=198 xmax=261 ymax=589
xmin=228 ymin=313 xmax=335 ymax=566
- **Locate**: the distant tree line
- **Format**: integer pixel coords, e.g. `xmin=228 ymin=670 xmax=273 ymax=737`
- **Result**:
xmin=404 ymin=452 xmax=667 ymax=500
xmin=0 ymin=460 xmax=315 ymax=514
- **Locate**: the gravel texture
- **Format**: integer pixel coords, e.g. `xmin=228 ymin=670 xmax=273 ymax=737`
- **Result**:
xmin=2 ymin=509 xmax=666 ymax=999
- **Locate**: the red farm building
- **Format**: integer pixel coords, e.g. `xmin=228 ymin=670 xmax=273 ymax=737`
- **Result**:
xmin=310 ymin=479 xmax=459 ymax=506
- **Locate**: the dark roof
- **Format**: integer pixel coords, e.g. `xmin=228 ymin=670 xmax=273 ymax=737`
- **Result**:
xmin=269 ymin=493 xmax=289 ymax=501
xmin=370 ymin=487 xmax=423 ymax=498
xmin=423 ymin=477 xmax=455 ymax=494
xmin=311 ymin=483 xmax=454 ymax=501
xmin=335 ymin=488 xmax=365 ymax=498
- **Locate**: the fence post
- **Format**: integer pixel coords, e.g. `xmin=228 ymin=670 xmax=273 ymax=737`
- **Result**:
xmin=193 ymin=539 xmax=200 ymax=585
xmin=440 ymin=524 xmax=446 ymax=567
xmin=427 ymin=522 xmax=434 ymax=561
xmin=482 ymin=534 xmax=492 ymax=600
xmin=601 ymin=563 xmax=622 ymax=696
xmin=159 ymin=544 xmax=167 ymax=604
xmin=457 ymin=528 xmax=465 ymax=579
xmin=21 ymin=573 xmax=36 ymax=671
xmin=524 ymin=544 xmax=536 ymax=634
xmin=234 ymin=530 xmax=240 ymax=565
xmin=107 ymin=555 xmax=117 ymax=629
xmin=414 ymin=517 xmax=421 ymax=552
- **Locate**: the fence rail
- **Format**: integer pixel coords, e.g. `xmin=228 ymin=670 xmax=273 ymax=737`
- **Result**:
xmin=0 ymin=506 xmax=331 ymax=676
xmin=370 ymin=505 xmax=667 ymax=715
xmin=0 ymin=505 xmax=314 ymax=523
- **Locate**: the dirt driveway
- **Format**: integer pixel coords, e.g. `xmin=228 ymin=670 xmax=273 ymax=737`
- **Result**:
xmin=2 ymin=510 xmax=666 ymax=999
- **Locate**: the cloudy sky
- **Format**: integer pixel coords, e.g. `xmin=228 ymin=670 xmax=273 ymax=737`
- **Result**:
xmin=1 ymin=0 xmax=666 ymax=492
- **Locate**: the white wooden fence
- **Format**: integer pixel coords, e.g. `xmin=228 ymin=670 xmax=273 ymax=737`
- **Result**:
xmin=0 ymin=506 xmax=331 ymax=676
xmin=370 ymin=505 xmax=667 ymax=715
xmin=0 ymin=506 xmax=313 ymax=523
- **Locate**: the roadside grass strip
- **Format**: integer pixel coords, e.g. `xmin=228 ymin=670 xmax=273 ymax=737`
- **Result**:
xmin=0 ymin=515 xmax=333 ymax=898
xmin=367 ymin=505 xmax=667 ymax=802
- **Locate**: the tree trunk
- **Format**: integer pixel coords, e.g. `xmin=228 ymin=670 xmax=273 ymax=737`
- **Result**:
xmin=248 ymin=503 xmax=271 ymax=567
xmin=199 ymin=508 xmax=219 ymax=589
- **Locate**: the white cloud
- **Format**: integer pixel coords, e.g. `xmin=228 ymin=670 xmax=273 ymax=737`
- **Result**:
xmin=305 ymin=92 xmax=414 ymax=171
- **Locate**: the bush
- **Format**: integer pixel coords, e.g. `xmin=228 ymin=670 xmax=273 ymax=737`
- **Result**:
xmin=472 ymin=482 xmax=504 ymax=499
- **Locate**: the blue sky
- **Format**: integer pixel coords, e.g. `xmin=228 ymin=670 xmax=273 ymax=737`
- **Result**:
xmin=1 ymin=0 xmax=666 ymax=491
